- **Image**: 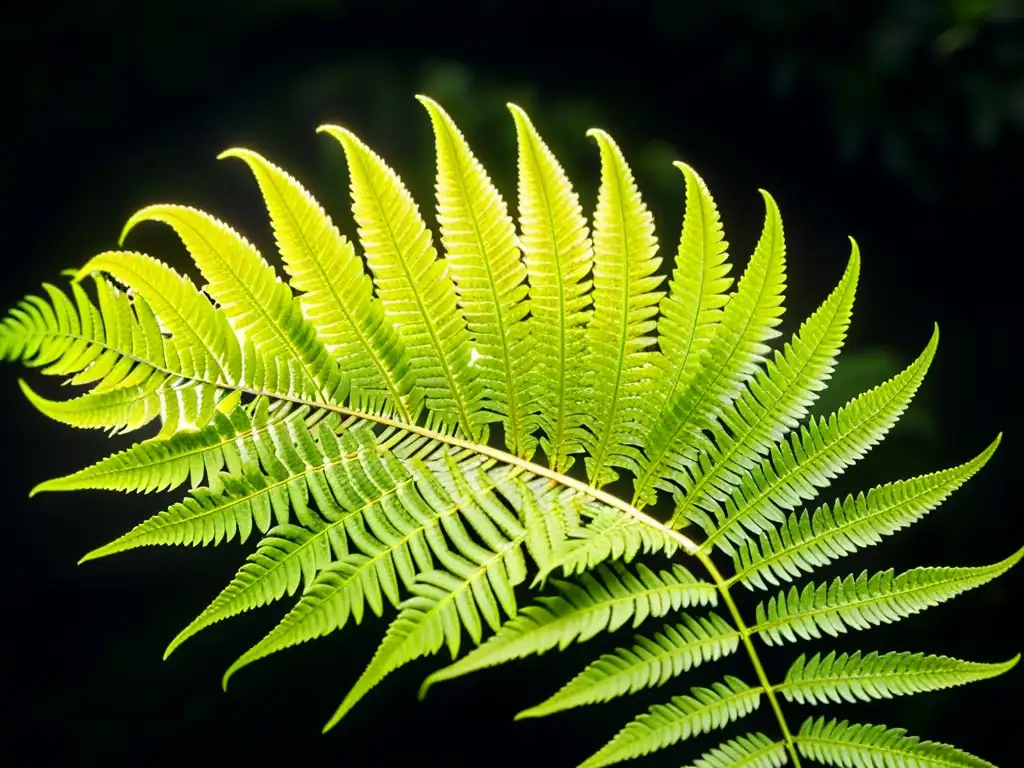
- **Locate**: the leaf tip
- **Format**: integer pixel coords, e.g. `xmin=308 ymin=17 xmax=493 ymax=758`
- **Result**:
xmin=77 ymin=548 xmax=104 ymax=565
xmin=163 ymin=629 xmax=190 ymax=660
xmin=413 ymin=93 xmax=439 ymax=110
xmin=28 ymin=479 xmax=55 ymax=498
xmin=417 ymin=676 xmax=434 ymax=701
xmin=221 ymin=665 xmax=236 ymax=692
xmin=216 ymin=147 xmax=252 ymax=163
xmin=513 ymin=706 xmax=543 ymax=721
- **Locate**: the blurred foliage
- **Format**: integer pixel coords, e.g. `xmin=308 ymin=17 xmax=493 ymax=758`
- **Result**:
xmin=6 ymin=0 xmax=1021 ymax=198
xmin=635 ymin=0 xmax=1024 ymax=195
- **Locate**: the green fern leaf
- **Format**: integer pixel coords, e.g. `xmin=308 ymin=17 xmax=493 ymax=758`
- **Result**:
xmin=699 ymin=324 xmax=939 ymax=554
xmin=1 ymin=95 xmax=1017 ymax=767
xmin=633 ymin=189 xmax=786 ymax=507
xmin=417 ymin=96 xmax=535 ymax=455
xmin=796 ymin=717 xmax=997 ymax=768
xmin=669 ymin=241 xmax=859 ymax=531
xmin=754 ymin=546 xmax=1024 ymax=645
xmin=121 ymin=205 xmax=345 ymax=405
xmin=778 ymin=650 xmax=1019 ymax=705
xmin=420 ymin=562 xmax=714 ymax=695
xmin=19 ymin=373 xmax=191 ymax=437
xmin=164 ymin=523 xmax=332 ymax=658
xmin=579 ymin=129 xmax=664 ymax=487
xmin=683 ymin=733 xmax=788 ymax=768
xmin=222 ymin=553 xmax=399 ymax=689
xmin=508 ymin=104 xmax=593 ymax=472
xmin=646 ymin=163 xmax=733 ymax=466
xmin=317 ymin=124 xmax=484 ymax=438
xmin=732 ymin=435 xmax=1001 ymax=590
xmin=32 ymin=400 xmax=286 ymax=494
xmin=327 ymin=553 xmax=523 ymax=730
xmin=219 ymin=148 xmax=421 ymax=421
xmin=518 ymin=612 xmax=740 ymax=718
xmin=581 ymin=676 xmax=762 ymax=768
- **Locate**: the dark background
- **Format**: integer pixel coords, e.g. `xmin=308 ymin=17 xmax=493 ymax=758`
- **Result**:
xmin=2 ymin=1 xmax=1022 ymax=765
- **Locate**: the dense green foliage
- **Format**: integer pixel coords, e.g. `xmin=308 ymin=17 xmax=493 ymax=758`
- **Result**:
xmin=1 ymin=95 xmax=1016 ymax=767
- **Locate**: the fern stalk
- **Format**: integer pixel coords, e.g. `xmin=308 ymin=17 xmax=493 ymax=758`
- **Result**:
xmin=696 ymin=551 xmax=803 ymax=767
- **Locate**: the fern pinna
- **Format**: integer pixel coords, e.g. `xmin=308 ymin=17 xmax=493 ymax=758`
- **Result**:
xmin=0 ymin=95 xmax=1017 ymax=767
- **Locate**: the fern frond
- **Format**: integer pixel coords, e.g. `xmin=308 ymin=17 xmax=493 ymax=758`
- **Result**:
xmin=32 ymin=400 xmax=285 ymax=495
xmin=699 ymin=325 xmax=939 ymax=554
xmin=223 ymin=553 xmax=402 ymax=689
xmin=325 ymin=463 xmax=537 ymax=728
xmin=120 ymin=205 xmax=345 ymax=404
xmin=646 ymin=162 xmax=733 ymax=457
xmin=508 ymin=104 xmax=593 ymax=472
xmin=579 ymin=129 xmax=664 ymax=487
xmin=683 ymin=733 xmax=788 ymax=768
xmin=19 ymin=373 xmax=190 ymax=437
xmin=778 ymin=650 xmax=1019 ymax=705
xmin=417 ymin=96 xmax=535 ymax=455
xmin=2 ymin=277 xmax=218 ymax=436
xmin=219 ymin=148 xmax=421 ymax=421
xmin=317 ymin=124 xmax=484 ymax=438
xmin=164 ymin=523 xmax=334 ymax=658
xmin=77 ymin=417 xmax=374 ymax=561
xmin=633 ymin=189 xmax=786 ymax=508
xmin=76 ymin=250 xmax=241 ymax=383
xmin=795 ymin=717 xmax=997 ymax=768
xmin=731 ymin=435 xmax=1002 ymax=590
xmin=669 ymin=242 xmax=859 ymax=531
xmin=581 ymin=676 xmax=762 ymax=768
xmin=518 ymin=612 xmax=740 ymax=718
xmin=754 ymin=546 xmax=1024 ymax=645
xmin=419 ymin=562 xmax=715 ymax=695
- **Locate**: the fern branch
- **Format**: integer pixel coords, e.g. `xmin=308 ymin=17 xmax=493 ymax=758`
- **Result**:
xmin=417 ymin=96 xmax=536 ymax=456
xmin=580 ymin=676 xmax=763 ymax=768
xmin=218 ymin=148 xmax=421 ymax=422
xmin=517 ymin=612 xmax=741 ymax=718
xmin=508 ymin=104 xmax=593 ymax=472
xmin=728 ymin=435 xmax=1002 ymax=590
xmin=580 ymin=129 xmax=663 ymax=487
xmin=795 ymin=717 xmax=997 ymax=768
xmin=317 ymin=124 xmax=483 ymax=439
xmin=754 ymin=547 xmax=1024 ymax=645
xmin=683 ymin=733 xmax=788 ymax=768
xmin=776 ymin=650 xmax=1019 ymax=705
xmin=646 ymin=162 xmax=733 ymax=458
